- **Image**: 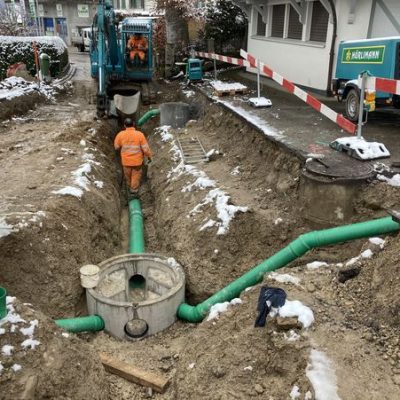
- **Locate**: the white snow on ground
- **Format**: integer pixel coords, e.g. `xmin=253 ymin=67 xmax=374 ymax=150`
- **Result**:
xmin=274 ymin=217 xmax=283 ymax=225
xmin=207 ymin=298 xmax=243 ymax=321
xmin=2 ymin=345 xmax=14 ymax=356
xmin=306 ymin=349 xmax=340 ymax=400
xmin=53 ymin=141 xmax=103 ymax=198
xmin=272 ymin=300 xmax=314 ymax=328
xmin=377 ymin=173 xmax=400 ymax=187
xmin=0 ymin=76 xmax=62 ymax=101
xmin=182 ymin=90 xmax=195 ymax=98
xmin=158 ymin=125 xmax=248 ymax=234
xmin=290 ymin=385 xmax=301 ymax=399
xmin=230 ymin=166 xmax=241 ymax=176
xmin=52 ymin=186 xmax=83 ymax=198
xmin=216 ymin=99 xmax=283 ymax=139
xmin=0 ymin=296 xmax=41 ymax=374
xmin=268 ymin=272 xmax=301 ymax=286
xmin=190 ymin=188 xmax=248 ymax=235
xmin=249 ymin=97 xmax=272 ymax=107
xmin=11 ymin=364 xmax=22 ymax=372
xmin=199 ymin=219 xmax=217 ymax=231
xmin=284 ymin=330 xmax=301 ymax=342
xmin=307 ymin=261 xmax=328 ymax=270
xmin=0 ymin=217 xmax=13 ymax=238
xmin=369 ymin=237 xmax=385 ymax=248
xmin=211 ymin=80 xmax=247 ymax=91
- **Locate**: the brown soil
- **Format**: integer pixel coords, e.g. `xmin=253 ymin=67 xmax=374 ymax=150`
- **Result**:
xmin=1 ymin=68 xmax=400 ymax=400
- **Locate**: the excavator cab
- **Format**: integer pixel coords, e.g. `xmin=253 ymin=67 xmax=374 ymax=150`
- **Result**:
xmin=122 ymin=19 xmax=152 ymax=77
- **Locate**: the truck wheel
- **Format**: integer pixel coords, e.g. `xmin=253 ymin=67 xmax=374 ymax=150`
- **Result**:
xmin=345 ymin=89 xmax=360 ymax=122
xmin=393 ymin=95 xmax=400 ymax=109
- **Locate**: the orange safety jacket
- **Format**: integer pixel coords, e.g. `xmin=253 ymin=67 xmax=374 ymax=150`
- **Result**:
xmin=127 ymin=37 xmax=148 ymax=51
xmin=114 ymin=127 xmax=152 ymax=167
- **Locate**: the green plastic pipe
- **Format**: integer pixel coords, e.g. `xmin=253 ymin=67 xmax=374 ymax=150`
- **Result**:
xmin=129 ymin=198 xmax=145 ymax=253
xmin=0 ymin=286 xmax=7 ymax=320
xmin=55 ymin=315 xmax=105 ymax=333
xmin=178 ymin=216 xmax=400 ymax=322
xmin=137 ymin=108 xmax=160 ymax=127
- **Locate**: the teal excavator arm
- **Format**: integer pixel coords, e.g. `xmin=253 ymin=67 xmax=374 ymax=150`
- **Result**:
xmin=95 ymin=0 xmax=120 ymax=116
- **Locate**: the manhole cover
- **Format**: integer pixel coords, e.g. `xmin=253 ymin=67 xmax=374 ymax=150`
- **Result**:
xmin=304 ymin=153 xmax=375 ymax=182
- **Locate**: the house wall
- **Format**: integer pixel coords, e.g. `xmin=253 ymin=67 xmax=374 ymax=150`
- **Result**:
xmin=246 ymin=0 xmax=400 ymax=92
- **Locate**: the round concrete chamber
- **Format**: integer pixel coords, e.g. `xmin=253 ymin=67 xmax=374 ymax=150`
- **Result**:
xmin=86 ymin=253 xmax=185 ymax=339
xmin=160 ymin=102 xmax=190 ymax=128
xmin=300 ymin=153 xmax=375 ymax=226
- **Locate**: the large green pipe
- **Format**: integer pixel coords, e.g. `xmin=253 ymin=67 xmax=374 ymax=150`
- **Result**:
xmin=0 ymin=286 xmax=7 ymax=319
xmin=137 ymin=108 xmax=160 ymax=127
xmin=55 ymin=315 xmax=104 ymax=333
xmin=129 ymin=198 xmax=145 ymax=253
xmin=178 ymin=216 xmax=400 ymax=322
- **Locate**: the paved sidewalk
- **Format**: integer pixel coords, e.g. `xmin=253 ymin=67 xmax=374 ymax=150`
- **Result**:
xmin=198 ymin=70 xmax=400 ymax=167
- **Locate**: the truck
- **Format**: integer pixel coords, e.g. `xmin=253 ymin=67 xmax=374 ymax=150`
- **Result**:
xmin=90 ymin=0 xmax=155 ymax=116
xmin=332 ymin=36 xmax=400 ymax=121
xmin=71 ymin=27 xmax=92 ymax=52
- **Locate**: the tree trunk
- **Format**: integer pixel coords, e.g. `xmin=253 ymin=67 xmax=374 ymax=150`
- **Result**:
xmin=164 ymin=7 xmax=189 ymax=77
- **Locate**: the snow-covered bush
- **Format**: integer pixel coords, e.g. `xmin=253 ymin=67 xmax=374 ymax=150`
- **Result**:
xmin=0 ymin=36 xmax=69 ymax=80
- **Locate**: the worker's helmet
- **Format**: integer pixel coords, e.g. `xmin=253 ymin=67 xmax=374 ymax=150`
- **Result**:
xmin=124 ymin=118 xmax=134 ymax=127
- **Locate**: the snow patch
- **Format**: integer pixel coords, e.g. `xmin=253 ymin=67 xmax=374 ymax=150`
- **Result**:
xmin=274 ymin=300 xmax=314 ymax=328
xmin=11 ymin=364 xmax=22 ymax=372
xmin=211 ymin=80 xmax=247 ymax=92
xmin=52 ymin=186 xmax=83 ymax=198
xmin=206 ymin=298 xmax=242 ymax=321
xmin=21 ymin=339 xmax=40 ymax=350
xmin=0 ymin=217 xmax=14 ymax=238
xmin=290 ymin=385 xmax=301 ymax=399
xmin=2 ymin=345 xmax=14 ymax=356
xmin=307 ymin=261 xmax=328 ymax=270
xmin=377 ymin=173 xmax=400 ymax=187
xmin=369 ymin=237 xmax=385 ymax=248
xmin=268 ymin=272 xmax=301 ymax=286
xmin=306 ymin=349 xmax=340 ymax=400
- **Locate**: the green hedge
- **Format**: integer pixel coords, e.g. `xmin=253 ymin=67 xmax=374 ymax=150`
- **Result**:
xmin=0 ymin=36 xmax=69 ymax=80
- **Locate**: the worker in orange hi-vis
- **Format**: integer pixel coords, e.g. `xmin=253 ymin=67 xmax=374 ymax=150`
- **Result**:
xmin=127 ymin=33 xmax=148 ymax=62
xmin=114 ymin=118 xmax=152 ymax=197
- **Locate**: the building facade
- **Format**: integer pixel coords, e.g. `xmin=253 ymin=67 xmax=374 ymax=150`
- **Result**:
xmin=20 ymin=0 xmax=155 ymax=46
xmin=232 ymin=0 xmax=400 ymax=93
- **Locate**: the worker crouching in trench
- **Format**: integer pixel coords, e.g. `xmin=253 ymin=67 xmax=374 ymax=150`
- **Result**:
xmin=114 ymin=118 xmax=152 ymax=198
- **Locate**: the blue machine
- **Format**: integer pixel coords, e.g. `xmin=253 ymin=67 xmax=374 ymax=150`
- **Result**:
xmin=186 ymin=58 xmax=203 ymax=81
xmin=90 ymin=0 xmax=155 ymax=115
xmin=332 ymin=36 xmax=400 ymax=121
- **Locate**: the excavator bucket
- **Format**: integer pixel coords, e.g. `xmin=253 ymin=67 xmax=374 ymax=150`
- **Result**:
xmin=113 ymin=92 xmax=141 ymax=117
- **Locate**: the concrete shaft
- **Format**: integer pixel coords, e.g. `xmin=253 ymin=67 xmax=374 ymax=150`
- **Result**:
xmin=160 ymin=102 xmax=190 ymax=128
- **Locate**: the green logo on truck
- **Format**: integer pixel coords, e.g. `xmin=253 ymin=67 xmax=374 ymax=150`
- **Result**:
xmin=342 ymin=45 xmax=385 ymax=64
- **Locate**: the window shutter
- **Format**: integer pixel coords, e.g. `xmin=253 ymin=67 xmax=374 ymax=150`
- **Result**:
xmin=271 ymin=4 xmax=285 ymax=38
xmin=287 ymin=4 xmax=303 ymax=40
xmin=256 ymin=10 xmax=266 ymax=36
xmin=310 ymin=1 xmax=329 ymax=43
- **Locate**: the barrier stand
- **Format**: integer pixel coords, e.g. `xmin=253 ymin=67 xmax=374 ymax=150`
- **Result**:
xmin=248 ymin=57 xmax=272 ymax=108
xmin=329 ymin=70 xmax=390 ymax=161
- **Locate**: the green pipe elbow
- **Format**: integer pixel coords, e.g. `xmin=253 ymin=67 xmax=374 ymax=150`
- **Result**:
xmin=177 ymin=303 xmax=203 ymax=323
xmin=137 ymin=109 xmax=160 ymax=127
xmin=55 ymin=315 xmax=105 ymax=333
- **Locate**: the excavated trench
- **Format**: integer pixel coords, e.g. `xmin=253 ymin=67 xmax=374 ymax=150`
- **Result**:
xmin=2 ymin=76 xmax=400 ymax=399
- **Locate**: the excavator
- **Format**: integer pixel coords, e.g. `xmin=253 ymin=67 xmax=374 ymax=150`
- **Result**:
xmin=90 ymin=0 xmax=156 ymax=117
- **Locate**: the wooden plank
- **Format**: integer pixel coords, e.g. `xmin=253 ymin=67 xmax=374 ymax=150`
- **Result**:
xmin=99 ymin=352 xmax=170 ymax=393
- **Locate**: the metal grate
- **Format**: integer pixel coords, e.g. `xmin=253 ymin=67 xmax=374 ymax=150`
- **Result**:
xmin=176 ymin=137 xmax=209 ymax=164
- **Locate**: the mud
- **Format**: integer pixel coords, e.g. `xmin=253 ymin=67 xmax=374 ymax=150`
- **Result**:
xmin=2 ymin=65 xmax=400 ymax=400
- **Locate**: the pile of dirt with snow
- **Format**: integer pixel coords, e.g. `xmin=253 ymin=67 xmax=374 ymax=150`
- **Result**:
xmin=0 ymin=296 xmax=108 ymax=399
xmin=0 ymin=76 xmax=72 ymax=121
xmin=171 ymin=283 xmax=314 ymax=400
xmin=0 ymin=111 xmax=121 ymax=317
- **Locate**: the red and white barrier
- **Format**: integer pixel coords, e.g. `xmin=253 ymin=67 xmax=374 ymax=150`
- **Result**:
xmin=240 ymin=50 xmax=356 ymax=135
xmin=365 ymin=76 xmax=400 ymax=96
xmin=194 ymin=50 xmax=357 ymax=135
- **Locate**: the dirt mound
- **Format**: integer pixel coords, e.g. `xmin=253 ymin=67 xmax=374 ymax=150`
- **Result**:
xmin=0 ymin=297 xmax=108 ymax=400
xmin=0 ymin=102 xmax=121 ymax=318
xmin=172 ymin=285 xmax=312 ymax=400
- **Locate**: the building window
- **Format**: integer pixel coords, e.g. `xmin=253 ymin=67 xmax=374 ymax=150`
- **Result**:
xmin=271 ymin=4 xmax=285 ymax=38
xmin=132 ymin=0 xmax=144 ymax=8
xmin=310 ymin=1 xmax=329 ymax=42
xmin=287 ymin=4 xmax=303 ymax=40
xmin=256 ymin=9 xmax=266 ymax=36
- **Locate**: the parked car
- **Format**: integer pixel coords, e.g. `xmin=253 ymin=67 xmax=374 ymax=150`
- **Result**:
xmin=71 ymin=27 xmax=92 ymax=52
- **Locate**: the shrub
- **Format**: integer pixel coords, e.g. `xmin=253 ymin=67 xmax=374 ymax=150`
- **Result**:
xmin=0 ymin=36 xmax=69 ymax=80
